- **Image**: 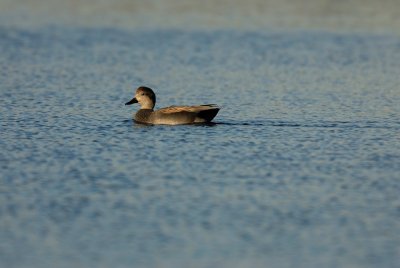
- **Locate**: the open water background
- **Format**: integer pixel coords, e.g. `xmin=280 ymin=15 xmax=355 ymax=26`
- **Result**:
xmin=1 ymin=2 xmax=400 ymax=267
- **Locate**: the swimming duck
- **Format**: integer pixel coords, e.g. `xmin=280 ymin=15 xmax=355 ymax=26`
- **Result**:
xmin=125 ymin=86 xmax=220 ymax=125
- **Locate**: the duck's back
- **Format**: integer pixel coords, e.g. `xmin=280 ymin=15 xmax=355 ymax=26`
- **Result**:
xmin=158 ymin=104 xmax=219 ymax=114
xmin=135 ymin=104 xmax=220 ymax=125
xmin=157 ymin=104 xmax=219 ymax=124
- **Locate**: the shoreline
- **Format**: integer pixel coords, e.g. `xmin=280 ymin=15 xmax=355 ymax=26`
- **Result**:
xmin=0 ymin=0 xmax=399 ymax=35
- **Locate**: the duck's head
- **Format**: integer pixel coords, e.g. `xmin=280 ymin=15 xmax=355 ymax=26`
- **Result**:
xmin=125 ymin=86 xmax=156 ymax=109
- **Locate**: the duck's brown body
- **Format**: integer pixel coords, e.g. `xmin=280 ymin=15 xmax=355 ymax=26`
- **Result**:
xmin=125 ymin=87 xmax=220 ymax=125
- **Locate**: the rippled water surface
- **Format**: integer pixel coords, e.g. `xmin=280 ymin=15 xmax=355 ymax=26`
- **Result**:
xmin=1 ymin=27 xmax=400 ymax=268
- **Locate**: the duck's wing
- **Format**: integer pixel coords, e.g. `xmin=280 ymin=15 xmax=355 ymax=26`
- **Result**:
xmin=158 ymin=104 xmax=220 ymax=114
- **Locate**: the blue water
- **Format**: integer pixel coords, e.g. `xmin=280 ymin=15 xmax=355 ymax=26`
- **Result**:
xmin=1 ymin=27 xmax=400 ymax=268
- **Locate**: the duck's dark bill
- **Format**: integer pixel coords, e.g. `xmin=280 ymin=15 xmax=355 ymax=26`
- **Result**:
xmin=125 ymin=97 xmax=138 ymax=105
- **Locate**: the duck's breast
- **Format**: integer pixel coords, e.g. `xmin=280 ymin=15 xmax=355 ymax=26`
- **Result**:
xmin=134 ymin=109 xmax=154 ymax=124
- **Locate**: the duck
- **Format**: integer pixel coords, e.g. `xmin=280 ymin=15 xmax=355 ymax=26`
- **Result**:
xmin=125 ymin=86 xmax=220 ymax=125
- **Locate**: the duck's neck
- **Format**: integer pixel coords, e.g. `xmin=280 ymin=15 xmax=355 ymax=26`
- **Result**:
xmin=140 ymin=101 xmax=155 ymax=110
xmin=140 ymin=106 xmax=154 ymax=111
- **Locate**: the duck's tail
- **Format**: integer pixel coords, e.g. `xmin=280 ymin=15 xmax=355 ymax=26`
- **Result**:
xmin=197 ymin=105 xmax=220 ymax=122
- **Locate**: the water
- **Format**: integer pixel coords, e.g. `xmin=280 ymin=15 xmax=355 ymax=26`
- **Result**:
xmin=1 ymin=26 xmax=400 ymax=268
